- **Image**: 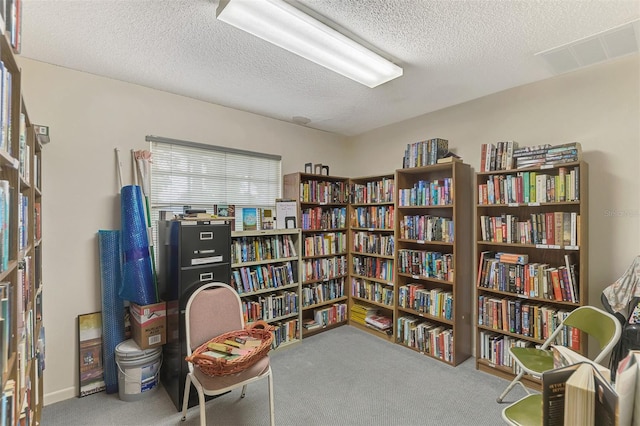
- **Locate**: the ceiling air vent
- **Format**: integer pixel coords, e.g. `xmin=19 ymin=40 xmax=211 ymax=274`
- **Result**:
xmin=536 ymin=20 xmax=639 ymax=75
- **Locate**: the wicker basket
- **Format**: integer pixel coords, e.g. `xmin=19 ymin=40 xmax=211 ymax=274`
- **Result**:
xmin=186 ymin=321 xmax=275 ymax=376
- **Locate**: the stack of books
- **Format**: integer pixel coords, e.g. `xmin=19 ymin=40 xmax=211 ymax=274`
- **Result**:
xmin=513 ymin=144 xmax=551 ymax=169
xmin=545 ymin=142 xmax=582 ymax=165
xmin=364 ymin=314 xmax=392 ymax=332
xmin=350 ymin=303 xmax=376 ymax=326
xmin=512 ymin=142 xmax=582 ymax=169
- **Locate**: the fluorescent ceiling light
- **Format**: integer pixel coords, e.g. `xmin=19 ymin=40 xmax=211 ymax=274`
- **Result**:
xmin=216 ymin=0 xmax=403 ymax=88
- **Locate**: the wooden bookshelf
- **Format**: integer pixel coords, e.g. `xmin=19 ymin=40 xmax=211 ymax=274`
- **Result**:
xmin=283 ymin=172 xmax=349 ymax=336
xmin=0 ymin=32 xmax=45 ymax=424
xmin=230 ymin=228 xmax=302 ymax=350
xmin=394 ymin=162 xmax=472 ymax=366
xmin=474 ymin=161 xmax=588 ymax=387
xmin=347 ymin=174 xmax=395 ymax=341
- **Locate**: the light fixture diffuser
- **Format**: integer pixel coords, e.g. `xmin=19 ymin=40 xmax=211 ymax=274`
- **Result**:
xmin=216 ymin=0 xmax=403 ymax=88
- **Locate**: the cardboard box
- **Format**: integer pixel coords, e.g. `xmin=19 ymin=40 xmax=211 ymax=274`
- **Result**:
xmin=130 ymin=301 xmax=167 ymax=349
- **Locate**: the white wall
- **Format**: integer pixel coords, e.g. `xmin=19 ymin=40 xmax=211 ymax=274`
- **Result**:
xmin=18 ymin=53 xmax=640 ymax=404
xmin=16 ymin=58 xmax=348 ymax=404
xmin=346 ymin=54 xmax=640 ymax=350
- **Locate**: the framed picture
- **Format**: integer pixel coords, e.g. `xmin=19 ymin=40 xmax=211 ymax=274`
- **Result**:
xmin=304 ymin=162 xmax=312 ymax=173
xmin=78 ymin=312 xmax=106 ymax=397
xmin=314 ymin=163 xmax=323 ymax=175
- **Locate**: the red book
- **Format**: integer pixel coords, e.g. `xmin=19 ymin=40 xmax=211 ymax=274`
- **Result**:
xmin=545 ymin=212 xmax=554 ymax=245
xmin=550 ymin=269 xmax=563 ymax=301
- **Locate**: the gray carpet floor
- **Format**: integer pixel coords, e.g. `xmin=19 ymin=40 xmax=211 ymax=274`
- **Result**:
xmin=42 ymin=326 xmax=527 ymax=425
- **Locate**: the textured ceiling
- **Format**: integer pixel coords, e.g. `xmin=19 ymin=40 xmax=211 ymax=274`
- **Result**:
xmin=19 ymin=0 xmax=640 ymax=136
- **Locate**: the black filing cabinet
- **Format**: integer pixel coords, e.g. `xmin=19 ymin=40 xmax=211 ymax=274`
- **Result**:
xmin=157 ymin=219 xmax=231 ymax=410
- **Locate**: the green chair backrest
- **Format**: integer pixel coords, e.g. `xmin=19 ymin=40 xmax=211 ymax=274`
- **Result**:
xmin=563 ymin=306 xmax=618 ymax=352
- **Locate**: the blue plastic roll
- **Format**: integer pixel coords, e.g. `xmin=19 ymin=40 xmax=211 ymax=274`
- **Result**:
xmin=98 ymin=230 xmax=126 ymax=394
xmin=119 ymin=185 xmax=157 ymax=305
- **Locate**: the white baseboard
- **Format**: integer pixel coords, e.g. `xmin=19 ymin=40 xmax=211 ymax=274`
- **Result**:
xmin=44 ymin=387 xmax=76 ymax=406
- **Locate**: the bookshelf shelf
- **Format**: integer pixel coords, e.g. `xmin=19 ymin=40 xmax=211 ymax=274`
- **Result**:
xmin=230 ymin=228 xmax=303 ymax=350
xmin=283 ymin=172 xmax=350 ymax=336
xmin=0 ymin=32 xmax=45 ymax=424
xmin=474 ymin=160 xmax=588 ymax=386
xmin=395 ymin=162 xmax=472 ymax=366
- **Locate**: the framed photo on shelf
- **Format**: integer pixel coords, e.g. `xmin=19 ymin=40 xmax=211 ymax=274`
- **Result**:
xmin=77 ymin=312 xmax=106 ymax=397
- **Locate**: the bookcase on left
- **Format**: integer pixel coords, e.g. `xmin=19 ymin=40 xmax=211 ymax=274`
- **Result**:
xmin=230 ymin=229 xmax=302 ymax=349
xmin=0 ymin=32 xmax=45 ymax=425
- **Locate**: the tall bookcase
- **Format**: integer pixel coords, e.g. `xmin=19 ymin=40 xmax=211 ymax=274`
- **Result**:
xmin=475 ymin=161 xmax=588 ymax=386
xmin=0 ymin=33 xmax=45 ymax=425
xmin=394 ymin=162 xmax=472 ymax=366
xmin=282 ymin=172 xmax=349 ymax=336
xmin=230 ymin=228 xmax=302 ymax=349
xmin=347 ymin=174 xmax=395 ymax=341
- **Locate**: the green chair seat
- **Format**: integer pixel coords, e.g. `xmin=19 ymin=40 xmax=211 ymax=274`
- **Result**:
xmin=509 ymin=347 xmax=554 ymax=375
xmin=502 ymin=394 xmax=542 ymax=426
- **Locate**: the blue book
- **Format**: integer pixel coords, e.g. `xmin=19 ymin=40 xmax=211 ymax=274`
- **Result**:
xmin=242 ymin=208 xmax=257 ymax=231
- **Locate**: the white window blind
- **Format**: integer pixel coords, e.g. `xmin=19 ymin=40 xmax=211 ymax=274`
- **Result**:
xmin=148 ymin=136 xmax=282 ymax=230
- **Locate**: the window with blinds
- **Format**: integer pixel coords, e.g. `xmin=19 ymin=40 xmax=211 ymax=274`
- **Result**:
xmin=148 ymin=136 xmax=282 ymax=231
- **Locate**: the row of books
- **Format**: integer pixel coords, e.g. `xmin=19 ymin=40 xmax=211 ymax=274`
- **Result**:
xmin=0 ymin=282 xmax=11 ymax=376
xmin=351 ymin=231 xmax=394 ymax=256
xmin=398 ymin=214 xmax=454 ymax=243
xmin=350 ymin=277 xmax=394 ymax=306
xmin=0 ymin=180 xmax=9 ymax=273
xmin=479 ymin=211 xmax=580 ymax=247
xmin=515 ymin=142 xmax=581 ymax=169
xmin=351 ymin=256 xmax=394 ymax=282
xmin=313 ymin=303 xmax=347 ymax=328
xmin=396 ymin=316 xmax=454 ymax=362
xmin=231 ymin=233 xmax=297 ymax=264
xmin=230 ymin=262 xmax=296 ymax=295
xmin=5 ymin=0 xmax=22 ymax=53
xmin=18 ymin=113 xmax=28 ymax=182
xmin=351 ymin=178 xmax=394 ymax=204
xmin=402 ymin=138 xmax=449 ymax=169
xmin=477 ymin=296 xmax=580 ymax=346
xmin=478 ymin=167 xmax=580 ymax=205
xmin=303 ymin=232 xmax=346 ymax=257
xmin=480 ymin=141 xmax=519 ymax=172
xmin=398 ymin=284 xmax=453 ymax=320
xmin=478 ymin=251 xmax=579 ymax=303
xmin=301 ymin=278 xmax=345 ymax=307
xmin=478 ymin=330 xmax=530 ymax=370
xmin=271 ymin=318 xmax=298 ymax=347
xmin=301 ymin=207 xmax=347 ymax=230
xmin=240 ymin=291 xmax=299 ymax=323
xmin=299 ymin=180 xmax=349 ymax=204
xmin=397 ymin=249 xmax=454 ymax=282
xmin=397 ymin=177 xmax=453 ymax=207
xmin=302 ymin=256 xmax=347 ymax=282
xmin=17 ymin=193 xmax=27 ymax=251
xmin=350 ymin=205 xmax=394 ymax=229
xmin=0 ymin=61 xmax=13 ymax=157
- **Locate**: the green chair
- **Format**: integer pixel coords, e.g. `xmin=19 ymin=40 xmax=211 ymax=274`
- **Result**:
xmin=497 ymin=305 xmax=621 ymax=404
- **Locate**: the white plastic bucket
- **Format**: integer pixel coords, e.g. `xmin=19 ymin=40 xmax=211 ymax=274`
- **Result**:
xmin=115 ymin=339 xmax=162 ymax=401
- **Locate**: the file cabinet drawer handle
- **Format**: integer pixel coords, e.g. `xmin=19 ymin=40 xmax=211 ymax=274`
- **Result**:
xmin=200 ymin=272 xmax=214 ymax=281
xmin=200 ymin=232 xmax=213 ymax=240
